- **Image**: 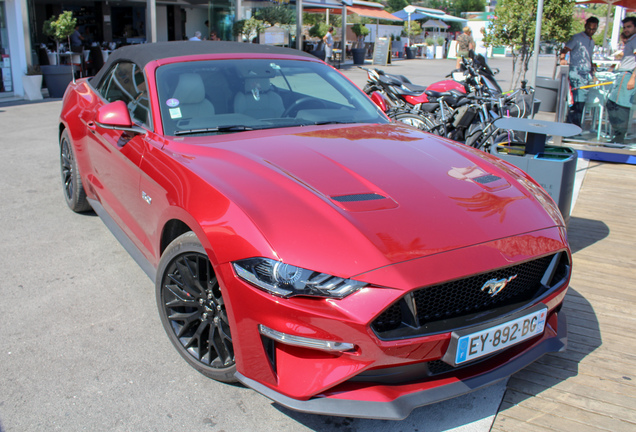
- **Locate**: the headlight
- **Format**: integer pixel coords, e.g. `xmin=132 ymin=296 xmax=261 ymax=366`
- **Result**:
xmin=232 ymin=257 xmax=366 ymax=299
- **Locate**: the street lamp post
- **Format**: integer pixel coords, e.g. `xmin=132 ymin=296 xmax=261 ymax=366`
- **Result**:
xmin=404 ymin=5 xmax=416 ymax=45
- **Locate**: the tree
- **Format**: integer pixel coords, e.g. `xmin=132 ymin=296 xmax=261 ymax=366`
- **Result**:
xmin=386 ymin=0 xmax=409 ymax=13
xmin=483 ymin=0 xmax=575 ymax=89
xmin=255 ymin=4 xmax=295 ymax=26
xmin=43 ymin=11 xmax=77 ymax=64
xmin=233 ymin=17 xmax=265 ymax=42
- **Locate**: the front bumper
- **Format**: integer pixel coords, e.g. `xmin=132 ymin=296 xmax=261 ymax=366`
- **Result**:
xmin=236 ymin=310 xmax=567 ymax=420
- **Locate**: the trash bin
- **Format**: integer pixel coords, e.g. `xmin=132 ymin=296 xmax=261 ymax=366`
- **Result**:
xmin=495 ymin=145 xmax=577 ymax=222
xmin=534 ymin=77 xmax=559 ymax=112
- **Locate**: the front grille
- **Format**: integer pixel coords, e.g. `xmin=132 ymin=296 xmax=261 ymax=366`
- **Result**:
xmin=372 ymin=252 xmax=569 ymax=339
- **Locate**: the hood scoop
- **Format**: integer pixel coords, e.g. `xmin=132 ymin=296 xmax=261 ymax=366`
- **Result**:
xmin=331 ymin=193 xmax=385 ymax=202
xmin=330 ymin=193 xmax=398 ymax=212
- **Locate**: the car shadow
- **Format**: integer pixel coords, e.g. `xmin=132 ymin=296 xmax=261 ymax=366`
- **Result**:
xmin=273 ymin=377 xmax=508 ymax=431
xmin=566 ymin=216 xmax=610 ymax=254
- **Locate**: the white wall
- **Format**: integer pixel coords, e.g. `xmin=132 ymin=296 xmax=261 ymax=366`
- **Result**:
xmin=184 ymin=7 xmax=208 ymax=40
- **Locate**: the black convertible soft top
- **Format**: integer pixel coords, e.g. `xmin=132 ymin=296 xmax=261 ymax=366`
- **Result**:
xmin=90 ymin=41 xmax=316 ymax=85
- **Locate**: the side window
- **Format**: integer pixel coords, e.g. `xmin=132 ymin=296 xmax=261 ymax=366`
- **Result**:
xmin=96 ymin=62 xmax=151 ymax=129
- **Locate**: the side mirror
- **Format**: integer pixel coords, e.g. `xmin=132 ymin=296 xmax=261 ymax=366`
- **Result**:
xmin=370 ymin=91 xmax=388 ymax=113
xmin=96 ymin=100 xmax=145 ymax=135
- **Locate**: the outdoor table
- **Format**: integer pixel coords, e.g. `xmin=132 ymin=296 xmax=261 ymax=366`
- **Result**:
xmin=494 ymin=117 xmax=581 ymax=155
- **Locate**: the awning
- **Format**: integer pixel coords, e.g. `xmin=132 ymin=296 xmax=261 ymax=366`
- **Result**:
xmin=392 ymin=8 xmax=466 ymax=23
xmin=346 ymin=5 xmax=403 ymax=21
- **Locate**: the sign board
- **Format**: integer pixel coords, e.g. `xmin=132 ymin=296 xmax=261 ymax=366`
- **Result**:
xmin=260 ymin=26 xmax=288 ymax=46
xmin=373 ymin=38 xmax=391 ymax=66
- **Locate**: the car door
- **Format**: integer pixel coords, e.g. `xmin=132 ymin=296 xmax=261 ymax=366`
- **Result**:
xmin=85 ymin=61 xmax=154 ymax=258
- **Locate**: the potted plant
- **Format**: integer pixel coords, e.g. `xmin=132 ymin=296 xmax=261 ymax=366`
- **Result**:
xmin=436 ymin=36 xmax=446 ymax=59
xmin=308 ymin=23 xmax=329 ymax=60
xmin=41 ymin=11 xmax=77 ymax=98
xmin=402 ymin=21 xmax=422 ymax=59
xmin=22 ymin=65 xmax=43 ymax=101
xmin=351 ymin=23 xmax=369 ymax=65
xmin=425 ymin=37 xmax=435 ymax=59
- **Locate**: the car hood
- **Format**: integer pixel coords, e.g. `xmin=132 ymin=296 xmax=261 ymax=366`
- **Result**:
xmin=172 ymin=123 xmax=562 ymax=277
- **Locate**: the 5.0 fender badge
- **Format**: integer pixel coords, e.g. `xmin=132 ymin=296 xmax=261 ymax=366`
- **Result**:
xmin=481 ymin=275 xmax=517 ymax=297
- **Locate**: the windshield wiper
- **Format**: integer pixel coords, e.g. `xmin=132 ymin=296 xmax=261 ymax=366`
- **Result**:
xmin=174 ymin=125 xmax=254 ymax=136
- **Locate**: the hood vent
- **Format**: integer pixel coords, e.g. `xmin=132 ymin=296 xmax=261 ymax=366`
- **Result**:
xmin=473 ymin=174 xmax=502 ymax=185
xmin=331 ymin=193 xmax=386 ymax=203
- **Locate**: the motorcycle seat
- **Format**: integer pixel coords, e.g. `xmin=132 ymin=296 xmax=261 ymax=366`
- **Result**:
xmin=402 ymin=82 xmax=427 ymax=93
xmin=425 ymin=90 xmax=454 ymax=98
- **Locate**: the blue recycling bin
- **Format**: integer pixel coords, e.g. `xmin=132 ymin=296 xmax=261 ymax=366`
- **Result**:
xmin=493 ymin=118 xmax=580 ymax=223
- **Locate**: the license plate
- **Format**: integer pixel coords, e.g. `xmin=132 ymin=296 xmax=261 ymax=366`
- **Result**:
xmin=454 ymin=308 xmax=547 ymax=365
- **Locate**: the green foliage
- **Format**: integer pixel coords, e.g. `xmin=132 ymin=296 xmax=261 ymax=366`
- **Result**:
xmin=351 ymin=23 xmax=370 ymax=37
xmin=436 ymin=36 xmax=446 ymax=45
xmin=425 ymin=37 xmax=434 ymax=45
xmin=352 ymin=23 xmax=370 ymax=48
xmin=303 ymin=12 xmax=341 ymax=28
xmin=43 ymin=11 xmax=77 ymax=42
xmin=233 ymin=17 xmax=265 ymax=39
xmin=483 ymin=0 xmax=575 ymax=87
xmin=403 ymin=21 xmax=423 ymax=37
xmin=255 ymin=4 xmax=295 ymax=26
xmin=386 ymin=0 xmax=409 ymax=13
xmin=449 ymin=0 xmax=487 ymax=16
xmin=308 ymin=22 xmax=329 ymax=39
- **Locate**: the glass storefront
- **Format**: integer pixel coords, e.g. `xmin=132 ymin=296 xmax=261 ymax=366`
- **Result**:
xmin=569 ymin=69 xmax=636 ymax=146
xmin=0 ymin=0 xmax=13 ymax=95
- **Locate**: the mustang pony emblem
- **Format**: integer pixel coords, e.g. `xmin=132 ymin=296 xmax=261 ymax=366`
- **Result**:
xmin=481 ymin=275 xmax=518 ymax=297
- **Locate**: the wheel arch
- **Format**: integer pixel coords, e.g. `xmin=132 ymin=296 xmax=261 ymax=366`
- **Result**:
xmin=159 ymin=219 xmax=194 ymax=257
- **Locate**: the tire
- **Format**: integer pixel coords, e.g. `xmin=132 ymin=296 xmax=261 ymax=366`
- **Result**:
xmin=465 ymin=123 xmax=485 ymax=149
xmin=156 ymin=232 xmax=236 ymax=383
xmin=392 ymin=112 xmax=436 ymax=133
xmin=60 ymin=129 xmax=92 ymax=213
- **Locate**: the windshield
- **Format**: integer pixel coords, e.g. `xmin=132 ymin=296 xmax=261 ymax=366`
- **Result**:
xmin=156 ymin=59 xmax=389 ymax=136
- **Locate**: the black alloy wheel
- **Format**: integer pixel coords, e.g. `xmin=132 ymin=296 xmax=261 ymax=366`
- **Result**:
xmin=60 ymin=129 xmax=91 ymax=213
xmin=156 ymin=232 xmax=236 ymax=382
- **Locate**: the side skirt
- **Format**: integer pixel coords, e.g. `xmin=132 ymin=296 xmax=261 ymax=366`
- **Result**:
xmin=87 ymin=198 xmax=157 ymax=282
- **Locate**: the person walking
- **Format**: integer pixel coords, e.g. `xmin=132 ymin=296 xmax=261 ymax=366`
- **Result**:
xmin=560 ymin=17 xmax=599 ymax=127
xmin=456 ymin=27 xmax=475 ymax=69
xmin=607 ymin=16 xmax=636 ymax=143
xmin=323 ymin=27 xmax=334 ymax=63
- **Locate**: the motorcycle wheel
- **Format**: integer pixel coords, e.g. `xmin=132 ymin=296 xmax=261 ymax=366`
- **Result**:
xmin=391 ymin=112 xmax=437 ymax=133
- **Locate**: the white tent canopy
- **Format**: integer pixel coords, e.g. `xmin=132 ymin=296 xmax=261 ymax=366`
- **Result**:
xmin=422 ymin=19 xmax=449 ymax=29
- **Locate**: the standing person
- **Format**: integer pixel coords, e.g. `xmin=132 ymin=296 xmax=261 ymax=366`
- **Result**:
xmin=189 ymin=31 xmax=202 ymax=41
xmin=607 ymin=16 xmax=636 ymax=143
xmin=70 ymin=26 xmax=84 ymax=53
xmin=323 ymin=27 xmax=334 ymax=63
xmin=560 ymin=17 xmax=599 ymax=127
xmin=456 ymin=27 xmax=475 ymax=69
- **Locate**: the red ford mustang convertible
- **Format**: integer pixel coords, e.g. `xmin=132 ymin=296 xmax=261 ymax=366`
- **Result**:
xmin=59 ymin=41 xmax=570 ymax=420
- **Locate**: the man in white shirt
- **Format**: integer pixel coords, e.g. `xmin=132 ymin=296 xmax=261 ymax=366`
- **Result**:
xmin=190 ymin=31 xmax=202 ymax=41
